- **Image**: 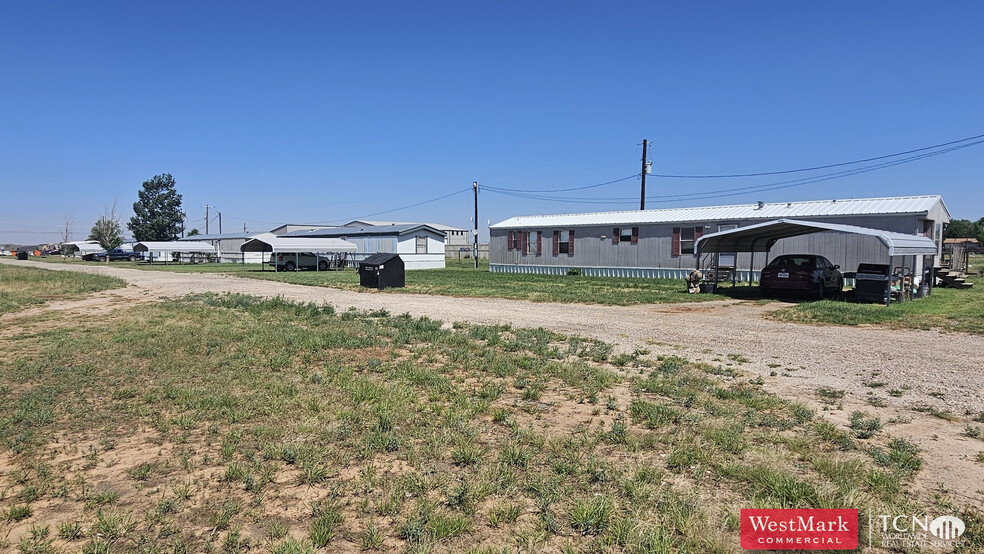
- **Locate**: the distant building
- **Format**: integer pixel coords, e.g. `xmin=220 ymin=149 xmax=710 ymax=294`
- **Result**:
xmin=286 ymin=223 xmax=447 ymax=270
xmin=344 ymin=220 xmax=470 ymax=247
xmin=490 ymin=195 xmax=949 ymax=280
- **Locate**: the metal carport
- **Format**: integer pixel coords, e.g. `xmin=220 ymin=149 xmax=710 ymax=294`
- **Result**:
xmin=133 ymin=241 xmax=217 ymax=264
xmin=240 ymin=235 xmax=357 ymax=272
xmin=695 ymin=219 xmax=940 ymax=305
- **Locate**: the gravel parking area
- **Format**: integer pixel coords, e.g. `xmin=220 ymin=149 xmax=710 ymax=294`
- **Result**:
xmin=6 ymin=259 xmax=984 ymax=507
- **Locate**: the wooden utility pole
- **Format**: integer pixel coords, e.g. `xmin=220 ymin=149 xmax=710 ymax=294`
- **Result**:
xmin=473 ymin=181 xmax=479 ymax=269
xmin=218 ymin=212 xmax=222 ymax=234
xmin=640 ymin=139 xmax=649 ymax=210
xmin=204 ymin=205 xmax=210 ymax=235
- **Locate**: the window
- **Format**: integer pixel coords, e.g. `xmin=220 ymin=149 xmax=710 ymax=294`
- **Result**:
xmin=415 ymin=236 xmax=427 ymax=254
xmin=507 ymin=231 xmax=520 ymax=251
xmin=672 ymin=226 xmax=703 ymax=256
xmin=680 ymin=227 xmax=695 ymax=254
xmin=558 ymin=230 xmax=569 ymax=254
xmin=614 ymin=227 xmax=639 ymax=244
xmin=527 ymin=231 xmax=539 ymax=255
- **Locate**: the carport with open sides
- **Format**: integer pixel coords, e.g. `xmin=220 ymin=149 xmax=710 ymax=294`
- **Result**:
xmin=695 ymin=219 xmax=940 ymax=305
xmin=240 ymin=235 xmax=358 ymax=271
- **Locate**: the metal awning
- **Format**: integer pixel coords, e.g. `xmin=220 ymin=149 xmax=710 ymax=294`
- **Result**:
xmin=133 ymin=241 xmax=216 ymax=252
xmin=696 ymin=219 xmax=939 ymax=257
xmin=240 ymin=236 xmax=357 ymax=253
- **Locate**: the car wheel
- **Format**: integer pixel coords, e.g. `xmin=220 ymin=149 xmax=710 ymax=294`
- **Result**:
xmin=285 ymin=261 xmax=296 ymax=271
xmin=318 ymin=260 xmax=328 ymax=271
xmin=128 ymin=255 xmax=136 ymax=261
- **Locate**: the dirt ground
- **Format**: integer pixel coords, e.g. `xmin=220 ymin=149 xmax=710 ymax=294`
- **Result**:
xmin=4 ymin=259 xmax=983 ymax=510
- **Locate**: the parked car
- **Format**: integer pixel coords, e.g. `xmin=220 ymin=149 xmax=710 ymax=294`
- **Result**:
xmin=760 ymin=254 xmax=843 ymax=298
xmin=268 ymin=252 xmax=349 ymax=271
xmin=91 ymin=248 xmax=143 ymax=262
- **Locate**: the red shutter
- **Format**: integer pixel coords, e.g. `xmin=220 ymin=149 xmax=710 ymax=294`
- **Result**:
xmin=536 ymin=231 xmax=542 ymax=256
xmin=568 ymin=229 xmax=575 ymax=256
xmin=553 ymin=231 xmax=560 ymax=256
xmin=613 ymin=228 xmax=620 ymax=245
xmin=521 ymin=231 xmax=528 ymax=255
xmin=507 ymin=231 xmax=514 ymax=251
xmin=693 ymin=226 xmax=703 ymax=256
xmin=672 ymin=227 xmax=681 ymax=256
xmin=631 ymin=227 xmax=639 ymax=244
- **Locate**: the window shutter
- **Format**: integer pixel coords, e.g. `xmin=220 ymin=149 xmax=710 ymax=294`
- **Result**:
xmin=553 ymin=231 xmax=560 ymax=256
xmin=521 ymin=231 xmax=528 ymax=255
xmin=631 ymin=227 xmax=639 ymax=244
xmin=507 ymin=231 xmax=514 ymax=251
xmin=568 ymin=229 xmax=575 ymax=256
xmin=613 ymin=228 xmax=620 ymax=245
xmin=672 ymin=227 xmax=681 ymax=257
xmin=693 ymin=226 xmax=703 ymax=255
xmin=536 ymin=231 xmax=542 ymax=256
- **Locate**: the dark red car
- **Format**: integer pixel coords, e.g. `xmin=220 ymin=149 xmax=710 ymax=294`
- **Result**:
xmin=760 ymin=254 xmax=843 ymax=298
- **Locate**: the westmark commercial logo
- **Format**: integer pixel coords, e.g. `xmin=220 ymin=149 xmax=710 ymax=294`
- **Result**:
xmin=740 ymin=509 xmax=858 ymax=550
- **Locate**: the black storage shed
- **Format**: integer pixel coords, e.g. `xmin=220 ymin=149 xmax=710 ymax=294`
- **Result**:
xmin=359 ymin=253 xmax=405 ymax=290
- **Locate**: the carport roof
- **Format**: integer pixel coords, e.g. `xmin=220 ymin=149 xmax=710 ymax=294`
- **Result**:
xmin=240 ymin=235 xmax=357 ymax=253
xmin=133 ymin=241 xmax=215 ymax=252
xmin=696 ymin=219 xmax=939 ymax=257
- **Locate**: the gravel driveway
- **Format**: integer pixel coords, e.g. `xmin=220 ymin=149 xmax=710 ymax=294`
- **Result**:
xmin=6 ymin=259 xmax=984 ymax=507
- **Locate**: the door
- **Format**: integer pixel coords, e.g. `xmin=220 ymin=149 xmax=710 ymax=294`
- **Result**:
xmin=717 ymin=224 xmax=737 ymax=268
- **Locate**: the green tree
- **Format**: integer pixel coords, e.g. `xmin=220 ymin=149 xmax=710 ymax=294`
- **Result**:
xmin=89 ymin=204 xmax=124 ymax=259
xmin=187 ymin=228 xmax=200 ymax=236
xmin=128 ymin=173 xmax=184 ymax=241
xmin=944 ymin=219 xmax=976 ymax=238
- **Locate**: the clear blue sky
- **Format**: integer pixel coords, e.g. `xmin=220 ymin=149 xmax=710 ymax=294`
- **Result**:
xmin=2 ymin=1 xmax=982 ymax=245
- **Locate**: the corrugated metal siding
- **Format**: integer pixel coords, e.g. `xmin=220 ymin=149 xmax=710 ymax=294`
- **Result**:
xmin=490 ymin=195 xmax=943 ymax=229
xmin=491 ymin=213 xmax=928 ymax=280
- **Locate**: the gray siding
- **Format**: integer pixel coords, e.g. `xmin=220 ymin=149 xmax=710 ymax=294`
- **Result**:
xmin=491 ymin=212 xmax=937 ymax=280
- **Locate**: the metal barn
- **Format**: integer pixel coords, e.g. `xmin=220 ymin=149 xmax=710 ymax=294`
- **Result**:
xmin=488 ymin=195 xmax=950 ymax=281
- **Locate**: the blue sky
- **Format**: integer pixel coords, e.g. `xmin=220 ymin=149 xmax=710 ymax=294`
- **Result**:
xmin=2 ymin=1 xmax=982 ymax=245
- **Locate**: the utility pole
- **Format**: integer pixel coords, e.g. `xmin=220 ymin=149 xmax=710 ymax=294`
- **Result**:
xmin=640 ymin=139 xmax=649 ymax=210
xmin=243 ymin=223 xmax=247 ymax=233
xmin=473 ymin=181 xmax=479 ymax=269
xmin=218 ymin=212 xmax=222 ymax=234
xmin=204 ymin=205 xmax=211 ymax=235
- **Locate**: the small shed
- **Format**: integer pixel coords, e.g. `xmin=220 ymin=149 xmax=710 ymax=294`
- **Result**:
xmin=359 ymin=253 xmax=405 ymax=290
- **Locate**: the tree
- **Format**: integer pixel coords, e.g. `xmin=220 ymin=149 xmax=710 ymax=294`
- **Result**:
xmin=944 ymin=219 xmax=976 ymax=239
xmin=59 ymin=214 xmax=75 ymax=256
xmin=187 ymin=228 xmax=200 ymax=236
xmin=128 ymin=173 xmax=184 ymax=241
xmin=89 ymin=203 xmax=124 ymax=259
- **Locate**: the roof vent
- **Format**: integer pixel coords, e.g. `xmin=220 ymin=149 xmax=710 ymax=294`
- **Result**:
xmin=786 ymin=203 xmax=792 ymax=208
xmin=756 ymin=201 xmax=764 ymax=210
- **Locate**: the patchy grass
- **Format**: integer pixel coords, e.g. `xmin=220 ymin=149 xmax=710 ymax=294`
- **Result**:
xmin=0 ymin=264 xmax=126 ymax=314
xmin=35 ymin=256 xmax=723 ymax=306
xmin=769 ymin=274 xmax=984 ymax=335
xmin=0 ymin=291 xmax=945 ymax=551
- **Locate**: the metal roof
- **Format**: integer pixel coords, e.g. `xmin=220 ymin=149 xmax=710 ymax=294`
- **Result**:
xmin=133 ymin=241 xmax=216 ymax=252
xmin=490 ymin=195 xmax=946 ymax=229
xmin=345 ymin=220 xmax=466 ymax=232
xmin=696 ymin=219 xmax=939 ymax=257
xmin=285 ymin=224 xmax=446 ymax=238
xmin=240 ymin=236 xmax=357 ymax=253
xmin=178 ymin=232 xmax=254 ymax=241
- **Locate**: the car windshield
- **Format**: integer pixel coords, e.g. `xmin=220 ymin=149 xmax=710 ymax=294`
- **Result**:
xmin=769 ymin=256 xmax=815 ymax=268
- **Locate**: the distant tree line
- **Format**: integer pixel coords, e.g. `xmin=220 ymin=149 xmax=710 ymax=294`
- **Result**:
xmin=945 ymin=217 xmax=984 ymax=244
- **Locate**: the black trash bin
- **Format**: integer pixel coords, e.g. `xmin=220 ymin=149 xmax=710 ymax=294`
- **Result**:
xmin=358 ymin=253 xmax=405 ymax=290
xmin=16 ymin=251 xmax=29 ymax=260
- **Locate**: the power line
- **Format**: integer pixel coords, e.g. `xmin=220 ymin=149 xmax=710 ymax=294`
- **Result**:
xmin=482 ymin=174 xmax=638 ymax=194
xmin=311 ymin=187 xmax=473 ymax=224
xmin=652 ymin=132 xmax=984 ymax=178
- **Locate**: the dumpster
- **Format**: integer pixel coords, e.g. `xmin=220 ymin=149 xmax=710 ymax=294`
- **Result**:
xmin=358 ymin=253 xmax=405 ymax=290
xmin=854 ymin=263 xmax=893 ymax=303
xmin=16 ymin=251 xmax=29 ymax=260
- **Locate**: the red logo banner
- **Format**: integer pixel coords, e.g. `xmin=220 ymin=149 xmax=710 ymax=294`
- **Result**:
xmin=740 ymin=509 xmax=858 ymax=550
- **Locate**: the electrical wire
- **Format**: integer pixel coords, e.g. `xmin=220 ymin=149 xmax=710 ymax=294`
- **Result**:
xmin=310 ymin=187 xmax=473 ymax=224
xmin=482 ymin=174 xmax=638 ymax=194
xmin=652 ymin=132 xmax=984 ymax=178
